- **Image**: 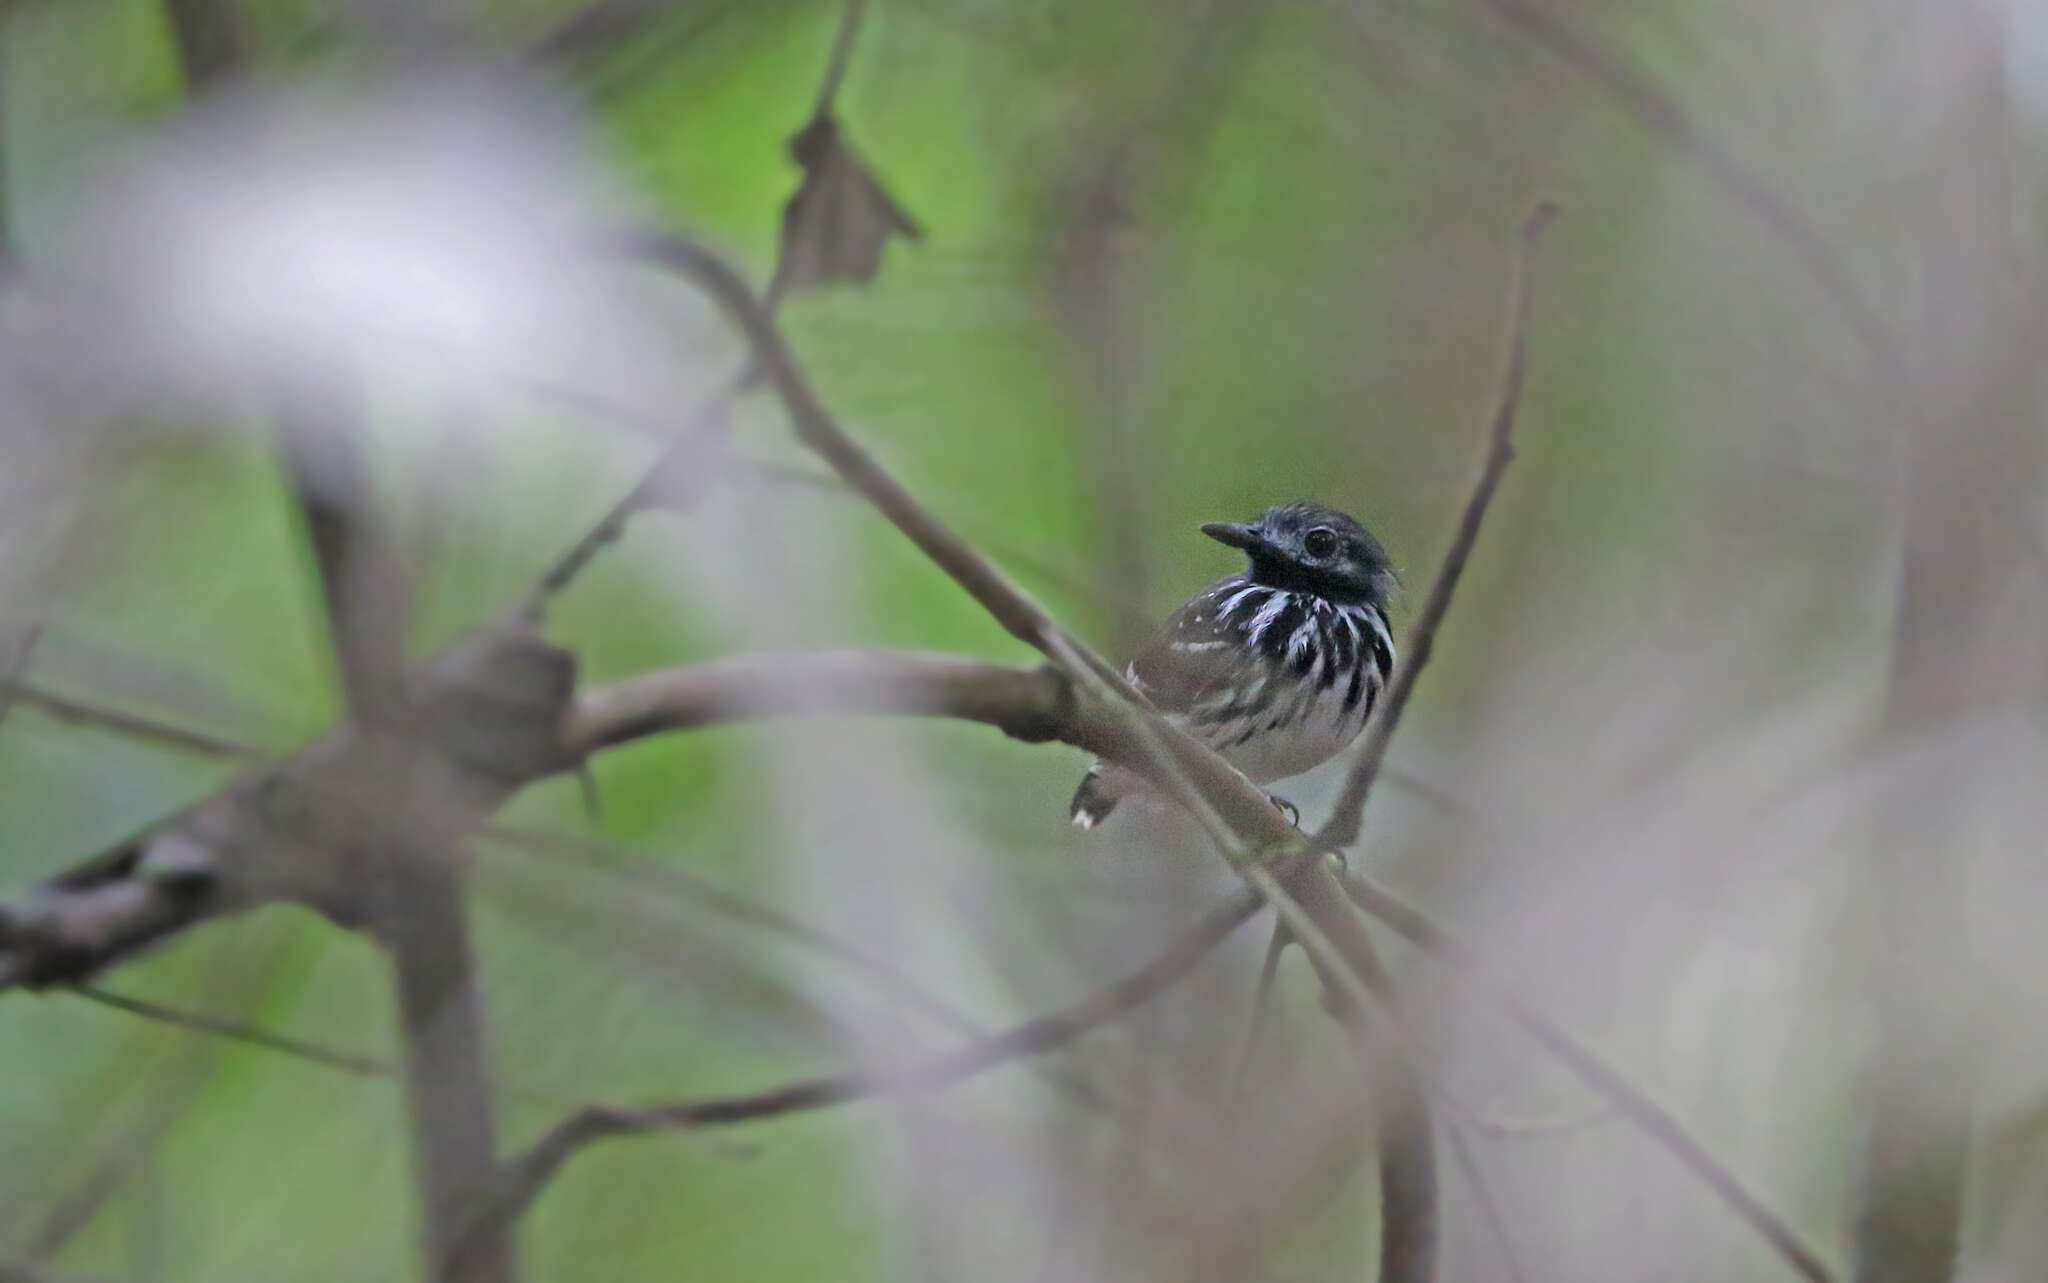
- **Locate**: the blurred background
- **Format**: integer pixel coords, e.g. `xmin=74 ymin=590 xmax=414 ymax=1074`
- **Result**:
xmin=0 ymin=0 xmax=2044 ymax=1280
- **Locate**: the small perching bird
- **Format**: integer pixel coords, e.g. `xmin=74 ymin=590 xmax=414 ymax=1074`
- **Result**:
xmin=1070 ymin=501 xmax=1397 ymax=829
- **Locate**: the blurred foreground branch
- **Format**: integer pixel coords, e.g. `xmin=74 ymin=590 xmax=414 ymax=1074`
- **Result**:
xmin=468 ymin=888 xmax=1263 ymax=1248
xmin=1339 ymin=867 xmax=1835 ymax=1283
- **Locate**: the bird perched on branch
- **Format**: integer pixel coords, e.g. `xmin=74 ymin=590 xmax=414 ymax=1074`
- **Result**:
xmin=1070 ymin=501 xmax=1397 ymax=830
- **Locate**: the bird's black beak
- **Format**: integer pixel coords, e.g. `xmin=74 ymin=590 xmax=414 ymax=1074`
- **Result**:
xmin=1201 ymin=521 xmax=1271 ymax=554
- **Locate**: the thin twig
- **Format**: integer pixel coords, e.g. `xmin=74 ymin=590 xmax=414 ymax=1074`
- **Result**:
xmin=1441 ymin=1118 xmax=1533 ymax=1283
xmin=1 ymin=679 xmax=263 ymax=761
xmin=482 ymin=824 xmax=1112 ymax=1112
xmin=486 ymin=825 xmax=978 ymax=1036
xmin=1308 ymin=201 xmax=1556 ymax=859
xmin=66 ymin=982 xmax=710 ymax=1125
xmin=1226 ymin=920 xmax=1290 ymax=1106
xmin=1477 ymin=0 xmax=1898 ymax=372
xmin=1339 ymin=867 xmax=1835 ymax=1283
xmin=620 ymin=237 xmax=1081 ymax=654
xmin=529 ymin=42 xmax=872 ymax=624
xmin=726 ymin=457 xmax=1118 ymax=614
xmin=1242 ymin=866 xmax=1382 ymax=1030
xmin=0 ymin=627 xmax=44 ymax=733
xmin=72 ymin=984 xmax=388 ymax=1078
xmin=522 ymin=391 xmax=735 ymax=618
xmin=809 ymin=0 xmax=869 ymax=121
xmin=465 ymin=890 xmax=1262 ymax=1247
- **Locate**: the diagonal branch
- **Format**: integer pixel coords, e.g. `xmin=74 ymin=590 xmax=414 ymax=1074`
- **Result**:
xmin=1339 ymin=866 xmax=1835 ymax=1283
xmin=1441 ymin=1119 xmax=1532 ymax=1283
xmin=0 ymin=679 xmax=263 ymax=762
xmin=72 ymin=983 xmax=389 ymax=1078
xmin=809 ymin=0 xmax=869 ymax=122
xmin=466 ymin=889 xmax=1262 ymax=1249
xmin=482 ymin=825 xmax=1113 ymax=1112
xmin=1476 ymin=0 xmax=1898 ymax=372
xmin=1310 ymin=201 xmax=1555 ymax=859
xmin=617 ymin=229 xmax=1297 ymax=854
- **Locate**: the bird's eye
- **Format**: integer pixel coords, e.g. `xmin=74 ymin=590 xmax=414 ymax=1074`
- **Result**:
xmin=1303 ymin=528 xmax=1339 ymax=559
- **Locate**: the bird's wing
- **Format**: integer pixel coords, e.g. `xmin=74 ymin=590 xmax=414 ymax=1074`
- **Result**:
xmin=1126 ymin=577 xmax=1266 ymax=716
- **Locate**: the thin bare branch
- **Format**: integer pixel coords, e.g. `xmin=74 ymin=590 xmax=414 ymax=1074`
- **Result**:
xmin=522 ymin=392 xmax=735 ymax=618
xmin=1 ymin=679 xmax=263 ymax=761
xmin=468 ymin=890 xmax=1262 ymax=1247
xmin=621 ymin=237 xmax=1080 ymax=652
xmin=1226 ymin=920 xmax=1290 ymax=1107
xmin=1339 ymin=867 xmax=1835 ymax=1283
xmin=72 ymin=984 xmax=387 ymax=1077
xmin=1309 ymin=201 xmax=1556 ymax=858
xmin=69 ymin=981 xmax=751 ymax=1137
xmin=1441 ymin=1119 xmax=1533 ymax=1283
xmin=0 ymin=627 xmax=43 ymax=733
xmin=809 ymin=0 xmax=869 ymax=121
xmin=482 ymin=825 xmax=1112 ymax=1112
xmin=1477 ymin=0 xmax=1898 ymax=371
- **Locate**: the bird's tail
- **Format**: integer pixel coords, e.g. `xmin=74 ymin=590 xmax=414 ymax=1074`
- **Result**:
xmin=1069 ymin=763 xmax=1123 ymax=830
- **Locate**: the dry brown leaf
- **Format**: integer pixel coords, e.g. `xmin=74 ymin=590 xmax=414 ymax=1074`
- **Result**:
xmin=767 ymin=114 xmax=922 ymax=304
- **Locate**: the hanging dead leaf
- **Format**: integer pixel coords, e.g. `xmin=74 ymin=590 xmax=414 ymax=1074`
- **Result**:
xmin=767 ymin=114 xmax=922 ymax=304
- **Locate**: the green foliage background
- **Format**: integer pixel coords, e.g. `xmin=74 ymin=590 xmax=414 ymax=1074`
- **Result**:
xmin=0 ymin=0 xmax=1967 ymax=1279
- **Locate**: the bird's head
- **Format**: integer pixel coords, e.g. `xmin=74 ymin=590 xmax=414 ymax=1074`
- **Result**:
xmin=1201 ymin=501 xmax=1395 ymax=608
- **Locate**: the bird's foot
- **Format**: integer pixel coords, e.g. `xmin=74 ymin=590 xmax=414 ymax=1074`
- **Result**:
xmin=1265 ymin=792 xmax=1301 ymax=828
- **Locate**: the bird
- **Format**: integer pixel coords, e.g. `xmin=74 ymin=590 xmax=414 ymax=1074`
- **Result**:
xmin=1069 ymin=501 xmax=1397 ymax=830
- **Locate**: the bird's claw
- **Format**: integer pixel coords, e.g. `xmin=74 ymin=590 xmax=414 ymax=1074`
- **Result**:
xmin=1266 ymin=792 xmax=1301 ymax=827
